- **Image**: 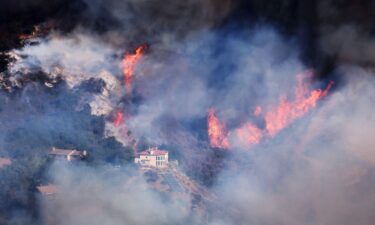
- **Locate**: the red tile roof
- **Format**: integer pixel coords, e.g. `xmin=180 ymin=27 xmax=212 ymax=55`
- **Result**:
xmin=139 ymin=148 xmax=168 ymax=156
xmin=0 ymin=157 xmax=11 ymax=169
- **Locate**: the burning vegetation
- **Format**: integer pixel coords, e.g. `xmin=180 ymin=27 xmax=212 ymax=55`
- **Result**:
xmin=208 ymin=71 xmax=334 ymax=150
xmin=207 ymin=108 xmax=230 ymax=149
xmin=0 ymin=1 xmax=375 ymax=225
xmin=113 ymin=111 xmax=124 ymax=127
xmin=121 ymin=45 xmax=146 ymax=93
xmin=264 ymin=73 xmax=334 ymax=137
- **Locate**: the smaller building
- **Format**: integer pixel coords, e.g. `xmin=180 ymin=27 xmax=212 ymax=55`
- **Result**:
xmin=49 ymin=147 xmax=87 ymax=161
xmin=37 ymin=184 xmax=59 ymax=196
xmin=135 ymin=147 xmax=169 ymax=168
xmin=0 ymin=157 xmax=11 ymax=169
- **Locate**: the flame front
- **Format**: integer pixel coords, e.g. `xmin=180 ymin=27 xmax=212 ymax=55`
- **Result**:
xmin=236 ymin=122 xmax=263 ymax=147
xmin=264 ymin=72 xmax=334 ymax=136
xmin=113 ymin=111 xmax=124 ymax=127
xmin=207 ymin=108 xmax=230 ymax=149
xmin=207 ymin=71 xmax=333 ymax=149
xmin=121 ymin=45 xmax=146 ymax=93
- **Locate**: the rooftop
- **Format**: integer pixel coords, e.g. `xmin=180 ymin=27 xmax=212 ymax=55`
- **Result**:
xmin=139 ymin=147 xmax=168 ymax=156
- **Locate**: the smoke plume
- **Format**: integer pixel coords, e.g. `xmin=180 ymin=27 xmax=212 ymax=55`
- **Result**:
xmin=1 ymin=0 xmax=374 ymax=225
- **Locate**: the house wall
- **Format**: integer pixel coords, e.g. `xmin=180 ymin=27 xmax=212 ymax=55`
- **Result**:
xmin=137 ymin=153 xmax=168 ymax=168
xmin=155 ymin=154 xmax=168 ymax=168
xmin=140 ymin=155 xmax=157 ymax=167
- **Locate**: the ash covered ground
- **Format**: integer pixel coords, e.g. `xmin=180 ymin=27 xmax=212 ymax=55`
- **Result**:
xmin=0 ymin=1 xmax=375 ymax=225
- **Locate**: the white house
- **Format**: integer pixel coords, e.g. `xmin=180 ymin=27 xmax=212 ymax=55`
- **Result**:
xmin=135 ymin=147 xmax=169 ymax=168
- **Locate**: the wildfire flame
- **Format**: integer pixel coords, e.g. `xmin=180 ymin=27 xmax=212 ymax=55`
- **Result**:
xmin=253 ymin=106 xmax=262 ymax=116
xmin=113 ymin=111 xmax=124 ymax=127
xmin=236 ymin=122 xmax=263 ymax=147
xmin=121 ymin=45 xmax=146 ymax=93
xmin=207 ymin=108 xmax=230 ymax=149
xmin=208 ymin=71 xmax=334 ymax=149
xmin=264 ymin=73 xmax=334 ymax=136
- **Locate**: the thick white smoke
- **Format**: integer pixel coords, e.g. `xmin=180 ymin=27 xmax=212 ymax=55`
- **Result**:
xmin=41 ymin=162 xmax=191 ymax=225
xmin=2 ymin=1 xmax=375 ymax=224
xmin=211 ymin=66 xmax=375 ymax=225
xmin=7 ymin=26 xmax=371 ymax=225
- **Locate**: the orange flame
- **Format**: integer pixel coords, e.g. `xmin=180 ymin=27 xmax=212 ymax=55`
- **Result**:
xmin=121 ymin=45 xmax=146 ymax=93
xmin=254 ymin=106 xmax=262 ymax=116
xmin=113 ymin=111 xmax=124 ymax=127
xmin=264 ymin=73 xmax=333 ymax=136
xmin=207 ymin=108 xmax=230 ymax=149
xmin=236 ymin=122 xmax=263 ymax=147
xmin=207 ymin=71 xmax=333 ymax=150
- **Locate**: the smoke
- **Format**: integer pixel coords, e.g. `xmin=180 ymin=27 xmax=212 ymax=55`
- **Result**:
xmin=34 ymin=65 xmax=375 ymax=225
xmin=40 ymin=162 xmax=191 ymax=225
xmin=315 ymin=0 xmax=375 ymax=73
xmin=78 ymin=0 xmax=235 ymax=41
xmin=319 ymin=25 xmax=375 ymax=67
xmin=212 ymin=66 xmax=375 ymax=225
xmin=1 ymin=0 xmax=375 ymax=225
xmin=8 ymin=34 xmax=119 ymax=88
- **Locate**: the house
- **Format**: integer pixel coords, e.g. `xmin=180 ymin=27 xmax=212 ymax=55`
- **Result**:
xmin=49 ymin=147 xmax=87 ymax=161
xmin=37 ymin=184 xmax=59 ymax=196
xmin=135 ymin=147 xmax=169 ymax=168
xmin=0 ymin=157 xmax=11 ymax=169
